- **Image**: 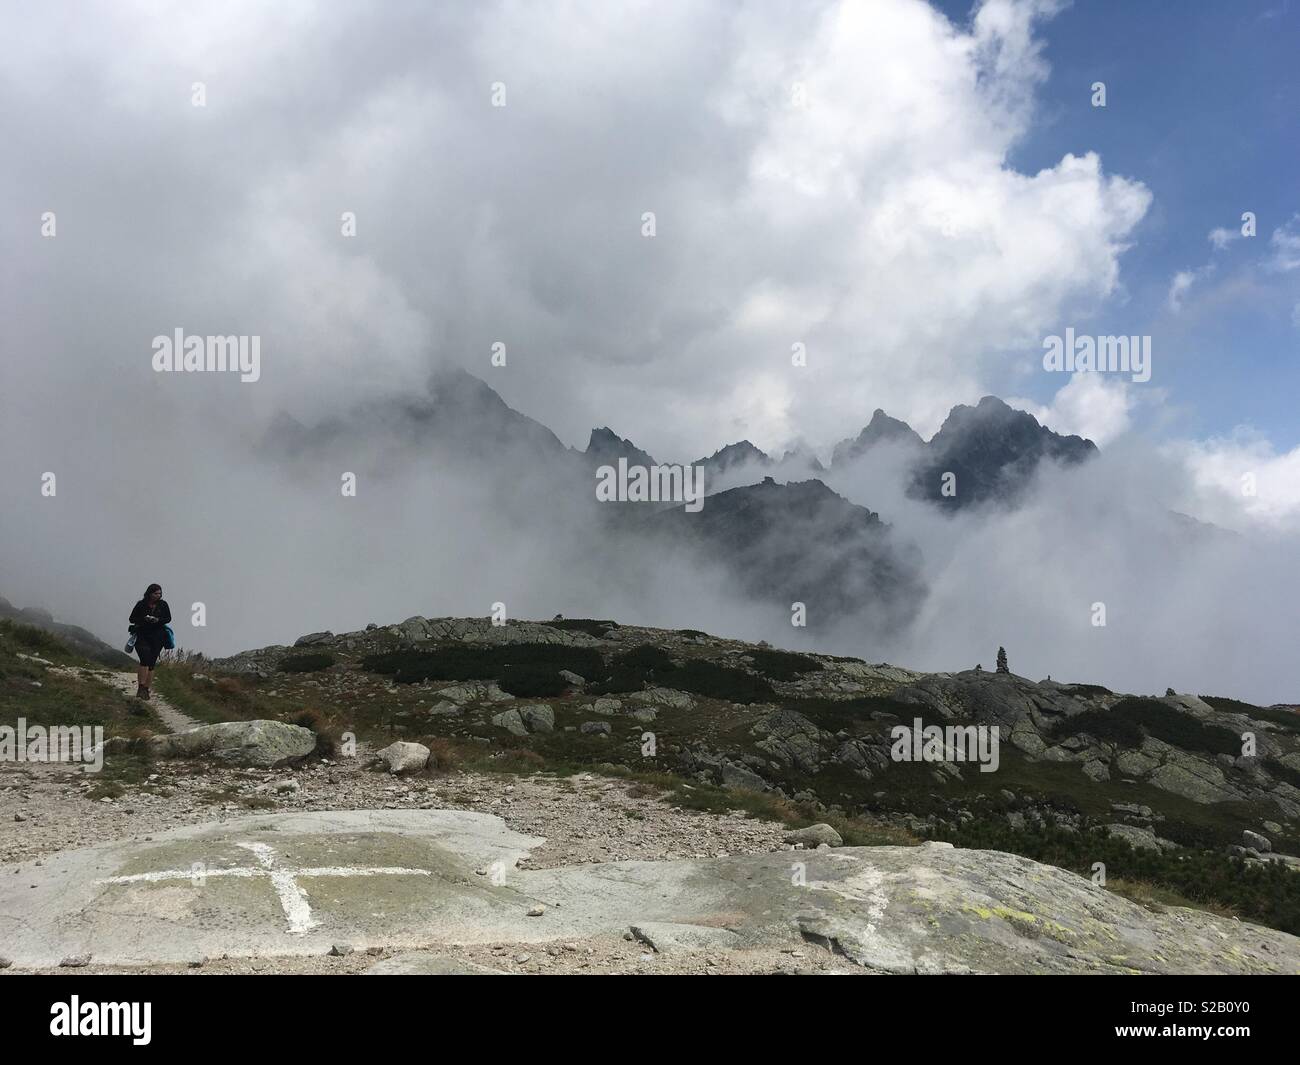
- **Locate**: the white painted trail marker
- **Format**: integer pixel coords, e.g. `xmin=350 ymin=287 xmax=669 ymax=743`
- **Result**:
xmin=95 ymin=840 xmax=433 ymax=933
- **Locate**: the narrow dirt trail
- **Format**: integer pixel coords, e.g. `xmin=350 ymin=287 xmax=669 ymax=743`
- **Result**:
xmin=102 ymin=670 xmax=203 ymax=733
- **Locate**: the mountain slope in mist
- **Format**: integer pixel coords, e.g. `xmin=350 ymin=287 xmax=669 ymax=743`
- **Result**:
xmin=908 ymin=395 xmax=1097 ymax=508
xmin=648 ymin=477 xmax=924 ymax=636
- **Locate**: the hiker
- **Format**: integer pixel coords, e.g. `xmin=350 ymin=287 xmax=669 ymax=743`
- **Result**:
xmin=129 ymin=583 xmax=171 ymax=700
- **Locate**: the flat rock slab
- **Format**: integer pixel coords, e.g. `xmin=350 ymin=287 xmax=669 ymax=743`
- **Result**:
xmin=631 ymin=922 xmax=742 ymax=953
xmin=364 ymin=953 xmax=509 ymax=975
xmin=3 ymin=811 xmax=1298 ymax=973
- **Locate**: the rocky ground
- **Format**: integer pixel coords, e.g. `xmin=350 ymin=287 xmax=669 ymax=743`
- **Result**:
xmin=4 ymin=615 xmax=1300 ymax=974
xmin=0 ymin=683 xmax=840 ymax=974
xmin=0 ymin=756 xmax=860 ymax=975
xmin=0 ymin=752 xmax=790 ymax=870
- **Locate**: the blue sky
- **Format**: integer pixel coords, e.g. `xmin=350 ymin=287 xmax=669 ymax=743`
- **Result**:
xmin=936 ymin=0 xmax=1300 ymax=448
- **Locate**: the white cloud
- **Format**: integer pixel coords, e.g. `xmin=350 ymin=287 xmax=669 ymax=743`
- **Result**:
xmin=1177 ymin=430 xmax=1300 ymax=529
xmin=1269 ymin=214 xmax=1300 ymax=272
xmin=1167 ymin=269 xmax=1197 ymax=311
xmin=1008 ymin=371 xmax=1135 ymax=446
xmin=1208 ymin=225 xmax=1243 ymax=250
xmin=0 ymin=0 xmax=1151 ymax=460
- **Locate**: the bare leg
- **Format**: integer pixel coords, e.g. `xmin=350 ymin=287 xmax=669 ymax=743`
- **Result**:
xmin=137 ymin=664 xmax=148 ymax=686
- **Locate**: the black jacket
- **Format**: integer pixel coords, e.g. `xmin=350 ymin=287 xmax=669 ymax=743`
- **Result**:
xmin=129 ymin=599 xmax=172 ymax=637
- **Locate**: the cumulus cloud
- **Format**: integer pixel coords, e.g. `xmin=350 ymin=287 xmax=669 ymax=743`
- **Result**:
xmin=0 ymin=0 xmax=1150 ymax=462
xmin=1008 ymin=371 xmax=1136 ymax=446
xmin=1176 ymin=430 xmax=1300 ymax=530
xmin=1269 ymin=214 xmax=1300 ymax=272
xmin=11 ymin=0 xmax=1297 ymax=703
xmin=1166 ymin=266 xmax=1216 ymax=312
xmin=1208 ymin=224 xmax=1245 ymax=250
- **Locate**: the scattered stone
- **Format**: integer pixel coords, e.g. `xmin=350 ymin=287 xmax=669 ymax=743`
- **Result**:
xmin=783 ymin=823 xmax=842 ymax=848
xmin=580 ymin=721 xmax=612 ymax=736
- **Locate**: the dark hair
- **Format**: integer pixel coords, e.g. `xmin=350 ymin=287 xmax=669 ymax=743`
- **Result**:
xmin=143 ymin=583 xmax=162 ymax=599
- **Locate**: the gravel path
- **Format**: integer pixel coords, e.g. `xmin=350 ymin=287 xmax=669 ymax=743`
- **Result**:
xmin=103 ymin=670 xmax=203 ymax=733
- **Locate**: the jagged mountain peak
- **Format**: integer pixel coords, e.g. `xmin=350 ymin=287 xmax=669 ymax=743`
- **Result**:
xmin=696 ymin=439 xmax=773 ymax=472
xmin=831 ymin=409 xmax=926 ymax=467
xmin=585 ymin=426 xmax=657 ymax=468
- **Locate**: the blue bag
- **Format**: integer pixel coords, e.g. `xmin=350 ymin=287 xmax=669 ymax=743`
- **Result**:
xmin=163 ymin=625 xmax=176 ymax=650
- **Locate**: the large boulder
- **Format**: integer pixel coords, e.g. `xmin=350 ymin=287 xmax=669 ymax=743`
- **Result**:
xmin=150 ymin=720 xmax=317 ymax=767
xmin=784 ymin=823 xmax=843 ymax=848
xmin=293 ymin=631 xmax=334 ymax=647
xmin=752 ymin=708 xmax=830 ymax=773
xmin=519 ymin=705 xmax=555 ymax=733
xmin=376 ymin=741 xmax=431 ymax=774
xmin=629 ymin=687 xmax=694 ymax=710
xmin=720 ymin=762 xmax=769 ymax=791
xmin=491 ymin=709 xmax=528 ymax=737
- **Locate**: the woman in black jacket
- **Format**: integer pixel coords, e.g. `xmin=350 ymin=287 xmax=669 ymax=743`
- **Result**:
xmin=129 ymin=583 xmax=171 ymax=699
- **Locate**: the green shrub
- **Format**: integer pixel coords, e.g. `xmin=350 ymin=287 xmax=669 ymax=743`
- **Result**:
xmin=927 ymin=819 xmax=1300 ymax=936
xmin=498 ymin=665 xmax=570 ymax=698
xmin=1062 ymin=682 xmax=1113 ymax=697
xmin=278 ymin=652 xmax=335 ymax=673
xmin=786 ymin=694 xmax=918 ymax=732
xmin=670 ymin=660 xmax=774 ymax=703
xmin=362 ymin=643 xmax=606 ymax=686
xmin=540 ymin=619 xmax=618 ymax=636
xmin=288 ymin=708 xmax=339 ymax=757
xmin=1120 ymin=698 xmax=1242 ymax=755
xmin=1264 ymin=759 xmax=1300 ymax=789
xmin=588 ymin=667 xmax=647 ymax=695
xmin=1 ymin=620 xmax=71 ymax=657
xmin=585 ymin=645 xmax=678 ymax=695
xmin=1049 ymin=707 xmax=1144 ymax=748
xmin=748 ymin=648 xmax=824 ymax=681
xmin=1202 ymin=695 xmax=1300 ymax=734
xmin=1051 ymin=697 xmax=1242 ymax=755
xmin=617 ymin=645 xmax=677 ymax=672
